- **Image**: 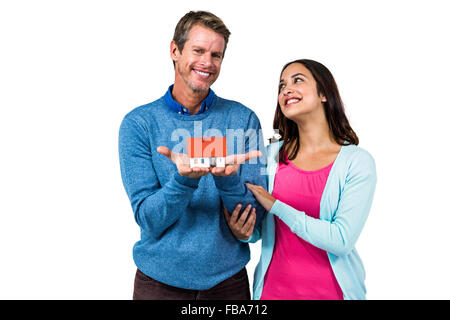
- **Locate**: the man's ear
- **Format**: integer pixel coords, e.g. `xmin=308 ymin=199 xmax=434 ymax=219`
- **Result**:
xmin=170 ymin=40 xmax=180 ymax=62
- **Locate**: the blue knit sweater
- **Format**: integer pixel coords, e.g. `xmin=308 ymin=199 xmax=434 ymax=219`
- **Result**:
xmin=118 ymin=92 xmax=267 ymax=290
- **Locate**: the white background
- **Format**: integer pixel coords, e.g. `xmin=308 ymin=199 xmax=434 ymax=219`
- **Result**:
xmin=1 ymin=0 xmax=449 ymax=299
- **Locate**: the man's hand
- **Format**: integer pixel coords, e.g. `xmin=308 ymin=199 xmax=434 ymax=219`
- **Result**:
xmin=158 ymin=146 xmax=262 ymax=178
xmin=157 ymin=146 xmax=211 ymax=179
xmin=211 ymin=150 xmax=262 ymax=176
xmin=224 ymin=204 xmax=256 ymax=240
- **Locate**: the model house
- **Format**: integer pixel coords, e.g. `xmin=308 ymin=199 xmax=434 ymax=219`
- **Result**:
xmin=187 ymin=137 xmax=227 ymax=168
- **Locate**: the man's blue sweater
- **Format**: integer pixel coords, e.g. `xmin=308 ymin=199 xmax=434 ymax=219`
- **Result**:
xmin=118 ymin=90 xmax=267 ymax=290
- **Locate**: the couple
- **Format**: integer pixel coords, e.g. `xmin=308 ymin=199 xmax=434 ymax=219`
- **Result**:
xmin=118 ymin=11 xmax=376 ymax=300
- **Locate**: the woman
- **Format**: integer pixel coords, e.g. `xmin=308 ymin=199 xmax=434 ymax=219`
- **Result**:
xmin=224 ymin=59 xmax=377 ymax=300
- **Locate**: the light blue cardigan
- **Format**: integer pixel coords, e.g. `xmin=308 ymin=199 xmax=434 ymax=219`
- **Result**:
xmin=246 ymin=141 xmax=377 ymax=300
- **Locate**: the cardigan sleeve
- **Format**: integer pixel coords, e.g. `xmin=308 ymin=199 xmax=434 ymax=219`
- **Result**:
xmin=270 ymin=148 xmax=377 ymax=257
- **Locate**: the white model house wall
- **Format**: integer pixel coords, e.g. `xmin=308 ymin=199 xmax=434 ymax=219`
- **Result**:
xmin=189 ymin=157 xmax=225 ymax=168
xmin=190 ymin=157 xmax=211 ymax=168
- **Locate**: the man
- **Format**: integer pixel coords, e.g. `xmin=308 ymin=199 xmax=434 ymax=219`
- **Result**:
xmin=119 ymin=11 xmax=266 ymax=300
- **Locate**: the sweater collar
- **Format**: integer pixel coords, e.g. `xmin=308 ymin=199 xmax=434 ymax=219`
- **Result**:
xmin=163 ymin=84 xmax=216 ymax=115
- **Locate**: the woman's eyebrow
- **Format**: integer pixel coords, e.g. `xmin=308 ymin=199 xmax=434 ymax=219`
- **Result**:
xmin=280 ymin=72 xmax=307 ymax=83
xmin=291 ymin=72 xmax=307 ymax=78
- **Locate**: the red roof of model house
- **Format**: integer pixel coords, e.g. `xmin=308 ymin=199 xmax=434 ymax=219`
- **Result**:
xmin=187 ymin=137 xmax=227 ymax=158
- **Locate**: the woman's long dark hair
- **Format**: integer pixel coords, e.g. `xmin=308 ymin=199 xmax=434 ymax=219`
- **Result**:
xmin=273 ymin=59 xmax=358 ymax=164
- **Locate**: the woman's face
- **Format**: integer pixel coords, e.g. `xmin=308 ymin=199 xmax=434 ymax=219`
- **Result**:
xmin=278 ymin=63 xmax=326 ymax=121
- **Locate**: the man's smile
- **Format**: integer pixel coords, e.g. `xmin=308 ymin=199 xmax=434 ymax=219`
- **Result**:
xmin=193 ymin=68 xmax=213 ymax=78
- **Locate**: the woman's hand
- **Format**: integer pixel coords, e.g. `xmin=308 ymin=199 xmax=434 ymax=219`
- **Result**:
xmin=224 ymin=204 xmax=256 ymax=240
xmin=246 ymin=183 xmax=276 ymax=212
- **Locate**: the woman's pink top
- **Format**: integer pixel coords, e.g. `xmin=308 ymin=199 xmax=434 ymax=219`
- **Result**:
xmin=260 ymin=156 xmax=343 ymax=300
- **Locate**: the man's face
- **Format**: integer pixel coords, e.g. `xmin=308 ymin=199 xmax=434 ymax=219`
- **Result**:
xmin=171 ymin=24 xmax=225 ymax=93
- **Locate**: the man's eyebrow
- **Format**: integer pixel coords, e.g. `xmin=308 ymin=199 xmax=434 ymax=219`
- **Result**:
xmin=191 ymin=45 xmax=223 ymax=56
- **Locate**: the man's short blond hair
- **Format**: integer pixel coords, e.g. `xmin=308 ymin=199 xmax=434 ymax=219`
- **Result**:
xmin=173 ymin=11 xmax=231 ymax=57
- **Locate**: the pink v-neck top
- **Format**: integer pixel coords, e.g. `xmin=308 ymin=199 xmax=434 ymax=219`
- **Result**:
xmin=260 ymin=156 xmax=343 ymax=300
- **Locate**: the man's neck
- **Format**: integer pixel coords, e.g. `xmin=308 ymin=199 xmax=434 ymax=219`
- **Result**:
xmin=171 ymin=82 xmax=209 ymax=115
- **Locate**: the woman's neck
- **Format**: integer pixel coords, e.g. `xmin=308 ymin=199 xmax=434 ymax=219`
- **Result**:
xmin=294 ymin=116 xmax=337 ymax=154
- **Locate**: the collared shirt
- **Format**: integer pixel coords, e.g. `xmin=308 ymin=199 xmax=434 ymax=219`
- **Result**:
xmin=163 ymin=84 xmax=216 ymax=115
